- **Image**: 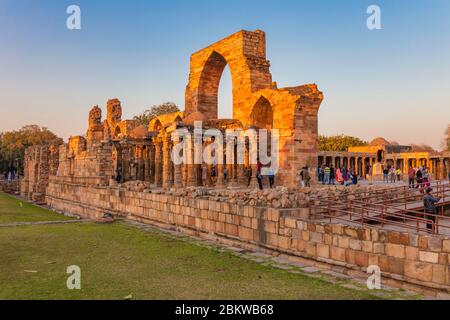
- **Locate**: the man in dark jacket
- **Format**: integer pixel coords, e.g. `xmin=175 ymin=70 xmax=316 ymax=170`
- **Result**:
xmin=423 ymin=187 xmax=441 ymax=232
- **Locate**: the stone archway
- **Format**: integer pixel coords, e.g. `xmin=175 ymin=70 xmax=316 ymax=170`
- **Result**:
xmin=249 ymin=96 xmax=273 ymax=130
xmin=185 ymin=30 xmax=272 ymax=121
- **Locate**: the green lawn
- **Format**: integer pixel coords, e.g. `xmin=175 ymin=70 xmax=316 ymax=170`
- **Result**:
xmin=0 ymin=193 xmax=71 ymax=223
xmin=0 ymin=193 xmax=403 ymax=300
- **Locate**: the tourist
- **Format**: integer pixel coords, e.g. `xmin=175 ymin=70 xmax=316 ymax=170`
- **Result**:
xmin=423 ymin=168 xmax=431 ymax=188
xmin=408 ymin=167 xmax=415 ymax=188
xmin=116 ymin=165 xmax=122 ymax=183
xmin=396 ymin=167 xmax=401 ymax=182
xmin=247 ymin=166 xmax=252 ymax=187
xmin=351 ymin=171 xmax=358 ymax=185
xmin=345 ymin=171 xmax=358 ymax=186
xmin=389 ymin=166 xmax=396 ymax=183
xmin=318 ymin=166 xmax=324 ymax=183
xmin=329 ymin=165 xmax=335 ymax=185
xmin=267 ymin=167 xmax=275 ymax=189
xmin=416 ymin=166 xmax=423 ymax=189
xmin=383 ymin=167 xmax=389 ymax=183
xmin=299 ymin=168 xmax=305 ymax=187
xmin=256 ymin=159 xmax=263 ymax=190
xmin=323 ymin=165 xmax=331 ymax=185
xmin=343 ymin=167 xmax=348 ymax=182
xmin=423 ymin=187 xmax=441 ymax=233
xmin=223 ymin=167 xmax=228 ymax=182
xmin=303 ymin=166 xmax=311 ymax=187
xmin=335 ymin=167 xmax=343 ymax=185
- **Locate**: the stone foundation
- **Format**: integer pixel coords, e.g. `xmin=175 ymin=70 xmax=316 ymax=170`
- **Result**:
xmin=0 ymin=180 xmax=19 ymax=194
xmin=47 ymin=180 xmax=450 ymax=294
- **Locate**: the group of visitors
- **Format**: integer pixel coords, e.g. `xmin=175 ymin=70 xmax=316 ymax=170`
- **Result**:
xmin=407 ymin=166 xmax=431 ymax=189
xmin=317 ymin=165 xmax=358 ymax=186
xmin=2 ymin=167 xmax=17 ymax=181
xmin=382 ymin=166 xmax=403 ymax=183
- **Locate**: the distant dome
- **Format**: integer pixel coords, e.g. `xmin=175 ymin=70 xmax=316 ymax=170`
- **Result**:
xmin=369 ymin=137 xmax=391 ymax=146
xmin=183 ymin=111 xmax=207 ymax=125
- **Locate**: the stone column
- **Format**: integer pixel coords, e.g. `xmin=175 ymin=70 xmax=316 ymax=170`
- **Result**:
xmin=248 ymin=135 xmax=259 ymax=189
xmin=238 ymin=137 xmax=247 ymax=187
xmin=216 ymin=140 xmax=225 ymax=188
xmin=162 ymin=136 xmax=172 ymax=189
xmin=226 ymin=136 xmax=234 ymax=187
xmin=194 ymin=136 xmax=203 ymax=186
xmin=362 ymin=157 xmax=366 ymax=177
xmin=439 ymin=158 xmax=445 ymax=180
xmin=186 ymin=135 xmax=196 ymax=187
xmin=154 ymin=139 xmax=163 ymax=187
xmin=173 ymin=136 xmax=183 ymax=188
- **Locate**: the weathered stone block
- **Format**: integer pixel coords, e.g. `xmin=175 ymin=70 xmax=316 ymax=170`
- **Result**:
xmin=385 ymin=243 xmax=405 ymax=259
xmin=330 ymin=247 xmax=346 ymax=262
xmin=404 ymin=261 xmax=433 ymax=282
xmin=419 ymin=251 xmax=439 ymax=264
xmin=316 ymin=244 xmax=330 ymax=259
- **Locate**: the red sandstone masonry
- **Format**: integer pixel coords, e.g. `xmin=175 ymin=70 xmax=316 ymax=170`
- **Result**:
xmin=46 ymin=181 xmax=450 ymax=292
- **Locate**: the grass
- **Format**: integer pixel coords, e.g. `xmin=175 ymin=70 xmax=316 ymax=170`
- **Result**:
xmin=0 ymin=193 xmax=71 ymax=224
xmin=0 ymin=193 xmax=405 ymax=300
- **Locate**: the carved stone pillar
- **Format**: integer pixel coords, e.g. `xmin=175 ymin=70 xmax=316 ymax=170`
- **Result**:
xmin=162 ymin=136 xmax=172 ymax=189
xmin=216 ymin=140 xmax=225 ymax=188
xmin=226 ymin=136 xmax=234 ymax=187
xmin=154 ymin=139 xmax=163 ymax=187
xmin=173 ymin=136 xmax=183 ymax=188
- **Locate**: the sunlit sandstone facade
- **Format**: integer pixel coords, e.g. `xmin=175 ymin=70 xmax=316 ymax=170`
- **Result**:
xmin=319 ymin=138 xmax=450 ymax=180
xmin=24 ymin=30 xmax=323 ymax=195
xmin=19 ymin=30 xmax=450 ymax=294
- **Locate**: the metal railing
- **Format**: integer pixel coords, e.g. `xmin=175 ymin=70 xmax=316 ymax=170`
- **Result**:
xmin=309 ymin=182 xmax=450 ymax=235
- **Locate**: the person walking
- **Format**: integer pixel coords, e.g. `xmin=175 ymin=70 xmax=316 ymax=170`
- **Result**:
xmin=267 ymin=167 xmax=275 ymax=189
xmin=423 ymin=187 xmax=441 ymax=233
xmin=383 ymin=167 xmax=389 ymax=183
xmin=256 ymin=159 xmax=263 ymax=190
xmin=416 ymin=166 xmax=423 ymax=189
xmin=324 ymin=165 xmax=331 ymax=185
xmin=336 ymin=167 xmax=343 ymax=185
xmin=423 ymin=167 xmax=431 ymax=188
xmin=329 ymin=166 xmax=335 ymax=185
xmin=301 ymin=166 xmax=311 ymax=188
xmin=396 ymin=167 xmax=401 ymax=182
xmin=389 ymin=167 xmax=396 ymax=183
xmin=408 ymin=167 xmax=415 ymax=188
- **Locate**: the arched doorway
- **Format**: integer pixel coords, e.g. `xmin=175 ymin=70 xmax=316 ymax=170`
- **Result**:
xmin=197 ymin=51 xmax=229 ymax=120
xmin=249 ymin=96 xmax=273 ymax=130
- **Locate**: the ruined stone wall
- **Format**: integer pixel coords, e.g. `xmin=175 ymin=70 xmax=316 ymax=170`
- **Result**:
xmin=46 ymin=183 xmax=450 ymax=293
xmin=54 ymin=136 xmax=113 ymax=186
xmin=20 ymin=141 xmax=61 ymax=202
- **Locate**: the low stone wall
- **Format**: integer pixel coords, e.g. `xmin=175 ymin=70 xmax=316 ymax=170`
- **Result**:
xmin=0 ymin=180 xmax=19 ymax=194
xmin=47 ymin=180 xmax=450 ymax=293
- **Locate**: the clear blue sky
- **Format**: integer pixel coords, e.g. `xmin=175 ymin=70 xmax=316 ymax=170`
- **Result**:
xmin=1 ymin=0 xmax=449 ymax=149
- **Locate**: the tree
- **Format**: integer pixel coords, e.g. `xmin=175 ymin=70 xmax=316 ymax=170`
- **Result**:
xmin=133 ymin=102 xmax=180 ymax=126
xmin=0 ymin=125 xmax=61 ymax=173
xmin=410 ymin=144 xmax=436 ymax=152
xmin=318 ymin=134 xmax=368 ymax=152
xmin=444 ymin=124 xmax=450 ymax=151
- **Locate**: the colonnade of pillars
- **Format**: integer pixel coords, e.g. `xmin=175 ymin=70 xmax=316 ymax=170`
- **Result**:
xmin=386 ymin=157 xmax=450 ymax=180
xmin=318 ymin=155 xmax=377 ymax=177
xmin=318 ymin=154 xmax=450 ymax=180
xmin=113 ymin=135 xmax=263 ymax=189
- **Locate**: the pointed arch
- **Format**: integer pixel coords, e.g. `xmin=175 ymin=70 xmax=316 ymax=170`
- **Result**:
xmin=249 ymin=96 xmax=273 ymax=130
